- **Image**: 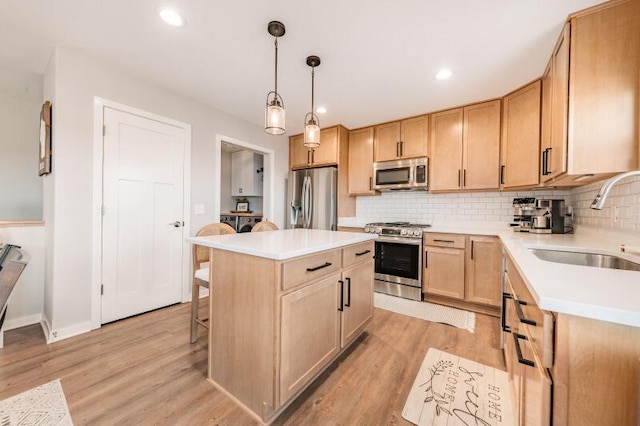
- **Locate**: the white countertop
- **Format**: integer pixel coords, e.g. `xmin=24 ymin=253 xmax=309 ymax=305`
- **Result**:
xmin=338 ymin=217 xmax=640 ymax=328
xmin=187 ymin=229 xmax=377 ymax=261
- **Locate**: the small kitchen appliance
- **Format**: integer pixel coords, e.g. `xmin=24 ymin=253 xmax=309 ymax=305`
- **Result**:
xmin=511 ymin=198 xmax=571 ymax=234
xmin=364 ymin=222 xmax=431 ymax=301
xmin=372 ymin=157 xmax=428 ymax=191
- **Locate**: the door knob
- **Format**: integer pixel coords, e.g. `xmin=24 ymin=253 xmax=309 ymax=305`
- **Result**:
xmin=170 ymin=221 xmax=183 ymax=227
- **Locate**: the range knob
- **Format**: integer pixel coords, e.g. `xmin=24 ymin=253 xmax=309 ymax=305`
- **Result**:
xmin=401 ymin=229 xmax=408 ymax=236
xmin=413 ymin=229 xmax=422 ymax=237
xmin=376 ymin=227 xmax=382 ymax=234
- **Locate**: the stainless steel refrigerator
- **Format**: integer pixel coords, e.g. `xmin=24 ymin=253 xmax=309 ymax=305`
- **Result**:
xmin=286 ymin=167 xmax=338 ymax=230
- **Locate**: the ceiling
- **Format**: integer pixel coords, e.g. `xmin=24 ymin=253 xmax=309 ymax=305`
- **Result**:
xmin=1 ymin=0 xmax=604 ymax=135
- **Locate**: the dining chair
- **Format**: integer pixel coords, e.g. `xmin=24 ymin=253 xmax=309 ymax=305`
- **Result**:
xmin=250 ymin=220 xmax=279 ymax=232
xmin=190 ymin=222 xmax=236 ymax=344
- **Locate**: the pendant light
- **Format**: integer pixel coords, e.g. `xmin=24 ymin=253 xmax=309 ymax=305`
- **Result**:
xmin=304 ymin=55 xmax=321 ymax=147
xmin=265 ymin=21 xmax=286 ymax=135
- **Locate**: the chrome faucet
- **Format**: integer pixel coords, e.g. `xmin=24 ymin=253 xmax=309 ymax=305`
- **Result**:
xmin=591 ymin=171 xmax=640 ymax=210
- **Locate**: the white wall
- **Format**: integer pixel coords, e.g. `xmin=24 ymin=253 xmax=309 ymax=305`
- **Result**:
xmin=0 ymin=224 xmax=45 ymax=330
xmin=0 ymin=68 xmax=43 ymax=220
xmin=42 ymin=48 xmax=288 ymax=341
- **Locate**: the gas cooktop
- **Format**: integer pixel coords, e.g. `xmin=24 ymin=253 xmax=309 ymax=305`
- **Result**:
xmin=364 ymin=222 xmax=431 ymax=238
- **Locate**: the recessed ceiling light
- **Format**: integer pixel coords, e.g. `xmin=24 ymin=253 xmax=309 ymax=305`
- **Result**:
xmin=316 ymin=107 xmax=327 ymax=114
xmin=435 ymin=69 xmax=453 ymax=80
xmin=158 ymin=8 xmax=185 ymax=27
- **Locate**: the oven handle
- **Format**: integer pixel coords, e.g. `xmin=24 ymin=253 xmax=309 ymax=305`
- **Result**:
xmin=375 ymin=236 xmax=422 ymax=246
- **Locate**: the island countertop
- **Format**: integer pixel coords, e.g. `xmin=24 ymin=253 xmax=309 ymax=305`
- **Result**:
xmin=187 ymin=228 xmax=377 ymax=260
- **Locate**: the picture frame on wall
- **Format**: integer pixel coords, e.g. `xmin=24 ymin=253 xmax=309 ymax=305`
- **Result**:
xmin=38 ymin=100 xmax=52 ymax=176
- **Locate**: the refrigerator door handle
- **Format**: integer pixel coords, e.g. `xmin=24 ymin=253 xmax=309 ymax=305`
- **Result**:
xmin=301 ymin=176 xmax=308 ymax=228
xmin=307 ymin=176 xmax=313 ymax=228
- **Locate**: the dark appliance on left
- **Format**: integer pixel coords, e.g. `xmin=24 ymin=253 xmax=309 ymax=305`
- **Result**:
xmin=220 ymin=214 xmax=262 ymax=233
xmin=364 ymin=222 xmax=431 ymax=301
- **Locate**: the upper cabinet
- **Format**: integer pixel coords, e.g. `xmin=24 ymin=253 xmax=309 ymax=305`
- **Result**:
xmin=348 ymin=127 xmax=376 ymax=196
xmin=501 ymin=80 xmax=542 ymax=189
xmin=543 ymin=0 xmax=640 ymax=186
xmin=373 ymin=115 xmax=429 ymax=162
xmin=289 ymin=127 xmax=340 ymax=170
xmin=430 ymin=100 xmax=501 ymax=192
xmin=231 ymin=150 xmax=263 ymax=197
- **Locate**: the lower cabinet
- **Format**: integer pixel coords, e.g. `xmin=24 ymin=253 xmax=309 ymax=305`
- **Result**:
xmin=279 ymin=243 xmax=374 ymax=407
xmin=280 ymin=273 xmax=342 ymax=403
xmin=422 ymin=233 xmax=501 ymax=311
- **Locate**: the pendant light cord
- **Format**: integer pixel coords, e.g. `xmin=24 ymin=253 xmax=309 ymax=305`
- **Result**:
xmin=274 ymin=38 xmax=278 ymax=97
xmin=311 ymin=67 xmax=315 ymax=113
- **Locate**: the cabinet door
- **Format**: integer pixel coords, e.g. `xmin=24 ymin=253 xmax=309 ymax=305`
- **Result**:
xmin=374 ymin=121 xmax=402 ymax=162
xmin=400 ymin=115 xmax=429 ymax=159
xmin=501 ymin=81 xmax=541 ymax=189
xmin=466 ymin=236 xmax=501 ymax=307
xmin=422 ymin=246 xmax=465 ymax=299
xmin=341 ymin=259 xmax=374 ymax=348
xmin=540 ymin=62 xmax=552 ymax=182
xmin=311 ymin=127 xmax=339 ymax=166
xmin=463 ymin=100 xmax=501 ymax=190
xmin=429 ymin=109 xmax=463 ymax=191
xmin=348 ymin=127 xmax=375 ymax=195
xmin=280 ymin=273 xmax=341 ymax=404
xmin=548 ymin=22 xmax=570 ymax=180
xmin=289 ymin=134 xmax=310 ymax=170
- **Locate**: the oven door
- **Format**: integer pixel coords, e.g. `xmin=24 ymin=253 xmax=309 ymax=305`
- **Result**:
xmin=374 ymin=236 xmax=422 ymax=287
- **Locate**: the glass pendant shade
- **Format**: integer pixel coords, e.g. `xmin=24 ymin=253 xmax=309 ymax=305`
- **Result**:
xmin=304 ymin=113 xmax=320 ymax=147
xmin=265 ymin=93 xmax=285 ymax=135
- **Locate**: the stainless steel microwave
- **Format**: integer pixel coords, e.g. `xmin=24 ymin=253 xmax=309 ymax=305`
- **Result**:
xmin=373 ymin=157 xmax=428 ymax=191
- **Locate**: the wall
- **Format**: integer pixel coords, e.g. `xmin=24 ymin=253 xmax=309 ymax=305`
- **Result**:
xmin=43 ymin=48 xmax=288 ymax=341
xmin=356 ymin=189 xmax=572 ymax=223
xmin=569 ymin=176 xmax=640 ymax=231
xmin=0 ymin=67 xmax=43 ymax=220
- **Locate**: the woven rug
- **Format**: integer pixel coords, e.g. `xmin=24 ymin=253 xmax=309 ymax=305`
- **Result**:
xmin=403 ymin=348 xmax=516 ymax=426
xmin=0 ymin=379 xmax=73 ymax=426
xmin=374 ymin=293 xmax=475 ymax=333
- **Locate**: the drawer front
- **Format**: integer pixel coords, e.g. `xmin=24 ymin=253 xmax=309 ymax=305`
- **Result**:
xmin=342 ymin=241 xmax=374 ymax=269
xmin=506 ymin=255 xmax=555 ymax=368
xmin=282 ymin=249 xmax=342 ymax=292
xmin=423 ymin=233 xmax=466 ymax=249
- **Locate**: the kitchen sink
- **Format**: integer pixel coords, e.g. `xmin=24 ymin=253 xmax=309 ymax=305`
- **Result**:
xmin=529 ymin=248 xmax=640 ymax=272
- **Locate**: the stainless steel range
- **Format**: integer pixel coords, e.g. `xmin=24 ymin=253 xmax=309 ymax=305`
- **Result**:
xmin=364 ymin=222 xmax=431 ymax=301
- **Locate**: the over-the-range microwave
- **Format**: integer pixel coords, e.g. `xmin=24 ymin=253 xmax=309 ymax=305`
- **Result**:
xmin=373 ymin=157 xmax=428 ymax=191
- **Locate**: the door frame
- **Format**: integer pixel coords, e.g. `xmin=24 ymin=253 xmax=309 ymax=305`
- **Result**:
xmin=91 ymin=97 xmax=192 ymax=329
xmin=214 ymin=135 xmax=275 ymax=222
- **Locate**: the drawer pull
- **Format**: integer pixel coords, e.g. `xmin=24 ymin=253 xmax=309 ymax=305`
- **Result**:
xmin=501 ymin=292 xmax=512 ymax=332
xmin=513 ymin=298 xmax=537 ymax=326
xmin=338 ymin=280 xmax=344 ymax=311
xmin=355 ymin=249 xmax=371 ymax=256
xmin=513 ymin=333 xmax=535 ymax=367
xmin=433 ymin=239 xmax=455 ymax=243
xmin=306 ymin=262 xmax=332 ymax=272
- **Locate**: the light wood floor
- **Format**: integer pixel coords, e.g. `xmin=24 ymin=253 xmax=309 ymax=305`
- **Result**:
xmin=0 ymin=299 xmax=505 ymax=425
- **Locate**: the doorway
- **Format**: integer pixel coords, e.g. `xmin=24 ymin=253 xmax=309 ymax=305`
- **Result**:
xmin=92 ymin=99 xmax=191 ymax=327
xmin=214 ymin=135 xmax=275 ymax=226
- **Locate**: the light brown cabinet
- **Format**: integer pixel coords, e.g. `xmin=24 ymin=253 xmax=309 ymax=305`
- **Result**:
xmin=374 ymin=115 xmax=429 ymax=162
xmin=543 ymin=0 xmax=640 ymax=186
xmin=341 ymin=259 xmax=374 ymax=347
xmin=501 ymin=81 xmax=541 ymax=189
xmin=348 ymin=127 xmax=375 ymax=195
xmin=430 ymin=100 xmax=501 ymax=192
xmin=289 ymin=126 xmax=339 ymax=169
xmin=465 ymin=236 xmax=501 ymax=307
xmin=423 ymin=233 xmax=501 ymax=312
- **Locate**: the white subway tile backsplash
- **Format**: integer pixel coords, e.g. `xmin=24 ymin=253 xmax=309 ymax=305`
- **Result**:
xmin=355 ymin=177 xmax=640 ymax=232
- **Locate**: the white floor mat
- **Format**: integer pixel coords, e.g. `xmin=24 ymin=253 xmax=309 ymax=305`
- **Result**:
xmin=0 ymin=379 xmax=73 ymax=426
xmin=374 ymin=292 xmax=475 ymax=333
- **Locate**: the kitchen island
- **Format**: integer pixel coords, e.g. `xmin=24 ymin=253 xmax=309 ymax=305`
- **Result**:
xmin=187 ymin=229 xmax=377 ymax=424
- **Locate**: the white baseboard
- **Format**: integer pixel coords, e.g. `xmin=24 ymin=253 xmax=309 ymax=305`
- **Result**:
xmin=4 ymin=313 xmax=43 ymax=331
xmin=41 ymin=317 xmax=93 ymax=344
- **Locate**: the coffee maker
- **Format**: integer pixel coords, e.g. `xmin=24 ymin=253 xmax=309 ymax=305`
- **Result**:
xmin=512 ymin=198 xmax=571 ymax=234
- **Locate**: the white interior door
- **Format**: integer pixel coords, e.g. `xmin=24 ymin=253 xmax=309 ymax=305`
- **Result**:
xmin=101 ymin=107 xmax=185 ymax=324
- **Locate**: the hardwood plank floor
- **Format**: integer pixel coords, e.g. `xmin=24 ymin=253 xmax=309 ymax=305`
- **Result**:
xmin=0 ymin=300 xmax=504 ymax=425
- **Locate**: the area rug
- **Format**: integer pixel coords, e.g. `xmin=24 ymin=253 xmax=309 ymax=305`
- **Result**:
xmin=0 ymin=379 xmax=73 ymax=426
xmin=374 ymin=293 xmax=475 ymax=333
xmin=403 ymin=348 xmax=515 ymax=426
